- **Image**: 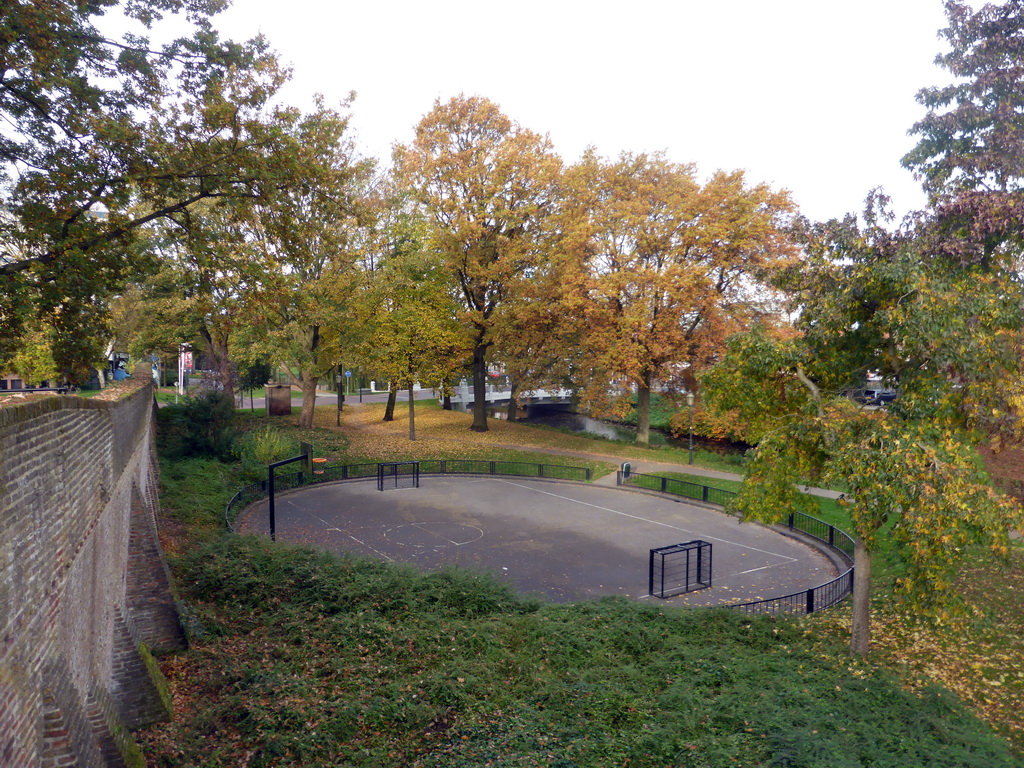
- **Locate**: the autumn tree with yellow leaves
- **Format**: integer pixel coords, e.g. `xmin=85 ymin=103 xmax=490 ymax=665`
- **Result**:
xmin=560 ymin=150 xmax=797 ymax=446
xmin=235 ymin=98 xmax=376 ymax=428
xmin=395 ymin=96 xmax=562 ymax=432
xmin=701 ymin=2 xmax=1024 ymax=658
xmin=356 ymin=186 xmax=469 ymax=440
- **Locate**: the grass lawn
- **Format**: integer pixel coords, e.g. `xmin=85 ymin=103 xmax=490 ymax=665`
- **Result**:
xmin=312 ymin=400 xmax=743 ymax=476
xmin=140 ymin=400 xmax=1024 ymax=765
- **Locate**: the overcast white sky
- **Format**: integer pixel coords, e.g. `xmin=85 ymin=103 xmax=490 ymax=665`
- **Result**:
xmin=213 ymin=1 xmax=964 ymax=223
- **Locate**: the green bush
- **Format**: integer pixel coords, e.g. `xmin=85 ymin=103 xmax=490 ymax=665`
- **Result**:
xmin=234 ymin=426 xmax=300 ymax=481
xmin=156 ymin=390 xmax=236 ymax=459
xmin=156 ymin=538 xmax=1021 ymax=768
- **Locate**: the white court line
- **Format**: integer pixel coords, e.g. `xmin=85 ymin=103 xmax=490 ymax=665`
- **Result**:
xmin=344 ymin=534 xmax=395 ymax=562
xmin=392 ymin=522 xmax=483 ymax=547
xmin=494 ymin=479 xmax=796 ymax=563
xmin=410 ymin=522 xmax=460 ymax=546
xmin=305 ymin=511 xmax=395 ymax=562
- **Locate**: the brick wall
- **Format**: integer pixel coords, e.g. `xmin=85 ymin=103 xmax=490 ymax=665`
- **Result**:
xmin=0 ymin=376 xmax=185 ymax=767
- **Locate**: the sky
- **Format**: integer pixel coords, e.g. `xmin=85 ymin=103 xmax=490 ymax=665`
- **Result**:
xmin=212 ymin=1 xmax=964 ymax=223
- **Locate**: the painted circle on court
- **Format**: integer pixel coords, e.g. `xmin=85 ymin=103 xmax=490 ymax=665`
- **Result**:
xmin=384 ymin=521 xmax=484 ymax=549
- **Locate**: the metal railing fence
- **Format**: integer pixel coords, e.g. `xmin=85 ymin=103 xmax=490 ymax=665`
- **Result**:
xmin=223 ymin=462 xmax=854 ymax=617
xmin=617 ymin=470 xmax=855 ymax=616
xmin=225 ymin=459 xmax=591 ymax=531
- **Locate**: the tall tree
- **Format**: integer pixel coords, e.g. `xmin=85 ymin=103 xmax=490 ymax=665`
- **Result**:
xmin=708 ymin=4 xmax=1024 ymax=655
xmin=903 ymin=0 xmax=1024 ymax=268
xmin=561 ymin=151 xmax=797 ymax=446
xmin=901 ymin=0 xmax=1024 ymax=445
xmin=357 ymin=186 xmax=469 ymax=436
xmin=236 ymin=98 xmax=376 ymax=428
xmin=0 ymin=0 xmax=290 ymax=378
xmin=702 ymin=198 xmax=1024 ymax=657
xmin=121 ymin=201 xmax=260 ymax=402
xmin=395 ymin=95 xmax=561 ymax=432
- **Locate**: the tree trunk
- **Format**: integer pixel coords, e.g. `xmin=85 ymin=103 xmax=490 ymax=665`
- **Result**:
xmin=505 ymin=380 xmax=519 ymax=421
xmin=850 ymin=538 xmax=872 ymax=657
xmin=298 ymin=377 xmax=319 ymax=428
xmin=199 ymin=327 xmax=235 ymax=404
xmin=383 ymin=385 xmax=398 ymax=421
xmin=442 ymin=377 xmax=453 ymax=410
xmin=408 ymin=386 xmax=416 ymax=441
xmin=470 ymin=341 xmax=488 ymax=432
xmin=635 ymin=372 xmax=652 ymax=447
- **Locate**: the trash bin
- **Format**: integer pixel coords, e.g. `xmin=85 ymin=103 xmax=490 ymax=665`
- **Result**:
xmin=265 ymin=383 xmax=292 ymax=416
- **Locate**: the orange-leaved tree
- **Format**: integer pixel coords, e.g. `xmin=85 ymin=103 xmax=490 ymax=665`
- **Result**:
xmin=560 ymin=150 xmax=797 ymax=446
xmin=395 ymin=95 xmax=562 ymax=432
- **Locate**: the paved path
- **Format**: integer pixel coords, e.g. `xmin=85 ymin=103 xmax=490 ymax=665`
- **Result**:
xmin=442 ymin=442 xmax=844 ymax=501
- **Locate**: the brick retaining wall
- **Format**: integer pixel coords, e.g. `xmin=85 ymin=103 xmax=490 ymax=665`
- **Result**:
xmin=0 ymin=376 xmax=185 ymax=767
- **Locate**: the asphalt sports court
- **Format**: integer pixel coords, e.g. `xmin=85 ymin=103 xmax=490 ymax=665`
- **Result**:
xmin=238 ymin=476 xmax=837 ymax=606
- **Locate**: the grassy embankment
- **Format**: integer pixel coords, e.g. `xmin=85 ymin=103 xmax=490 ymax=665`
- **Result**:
xmin=140 ymin=400 xmax=1024 ymax=766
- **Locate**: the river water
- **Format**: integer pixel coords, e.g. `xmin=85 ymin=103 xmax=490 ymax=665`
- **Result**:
xmin=497 ymin=407 xmax=748 ymax=457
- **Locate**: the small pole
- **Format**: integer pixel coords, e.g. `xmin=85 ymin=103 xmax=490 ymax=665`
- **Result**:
xmin=336 ymin=365 xmax=342 ymax=427
xmin=687 ymin=392 xmax=695 ymax=465
xmin=409 ymin=385 xmax=416 ymax=441
xmin=269 ymin=467 xmax=276 ymax=542
xmin=300 ymin=441 xmax=312 ymax=476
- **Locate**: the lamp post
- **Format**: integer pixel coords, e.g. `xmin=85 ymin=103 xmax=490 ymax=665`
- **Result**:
xmin=687 ymin=392 xmax=695 ymax=465
xmin=342 ymin=364 xmax=350 ymax=428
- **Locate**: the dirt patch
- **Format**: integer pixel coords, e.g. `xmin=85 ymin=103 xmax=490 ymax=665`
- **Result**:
xmin=979 ymin=443 xmax=1024 ymax=496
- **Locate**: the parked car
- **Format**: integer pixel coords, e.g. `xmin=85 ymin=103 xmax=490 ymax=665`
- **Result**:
xmin=851 ymin=389 xmax=880 ymax=404
xmin=868 ymin=392 xmax=897 ymax=407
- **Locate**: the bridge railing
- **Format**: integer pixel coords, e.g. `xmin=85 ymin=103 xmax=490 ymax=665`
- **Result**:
xmin=449 ymin=386 xmax=573 ymax=405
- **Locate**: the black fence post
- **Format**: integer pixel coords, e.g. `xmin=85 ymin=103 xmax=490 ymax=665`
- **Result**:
xmin=648 ymin=549 xmax=656 ymax=597
xmin=585 ymin=468 xmax=591 ymax=481
xmin=539 ymin=464 xmax=545 ymax=478
xmin=269 ymin=469 xmax=276 ymax=542
xmin=806 ymin=588 xmax=815 ymax=614
xmin=267 ymin=452 xmax=313 ymax=543
xmin=702 ymin=486 xmax=709 ymax=503
xmin=661 ymin=476 xmax=667 ymax=493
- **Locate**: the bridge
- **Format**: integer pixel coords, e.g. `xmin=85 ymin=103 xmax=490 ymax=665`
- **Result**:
xmin=449 ymin=383 xmax=574 ymax=414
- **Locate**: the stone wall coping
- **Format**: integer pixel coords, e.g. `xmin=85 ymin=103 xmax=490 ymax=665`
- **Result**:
xmin=0 ymin=374 xmax=153 ymax=429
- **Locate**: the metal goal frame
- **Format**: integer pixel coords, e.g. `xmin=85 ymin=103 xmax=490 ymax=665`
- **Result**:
xmin=649 ymin=540 xmax=712 ymax=598
xmin=377 ymin=461 xmax=421 ymax=491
